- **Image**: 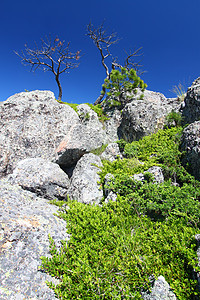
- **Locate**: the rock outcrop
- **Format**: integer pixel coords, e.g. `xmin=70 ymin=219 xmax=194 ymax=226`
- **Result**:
xmin=7 ymin=158 xmax=70 ymax=199
xmin=0 ymin=179 xmax=69 ymax=299
xmin=0 ymin=90 xmax=80 ymax=177
xmin=67 ymin=153 xmax=103 ymax=204
xmin=181 ymin=121 xmax=200 ymax=180
xmin=118 ymin=89 xmax=181 ymax=142
xmin=0 ymin=91 xmax=118 ymax=178
xmin=182 ymin=77 xmax=200 ymax=124
xmin=0 ymin=80 xmax=199 ymax=299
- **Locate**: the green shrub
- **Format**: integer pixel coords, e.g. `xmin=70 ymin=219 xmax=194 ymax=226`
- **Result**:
xmin=91 ymin=144 xmax=108 ymax=156
xmin=41 ymin=126 xmax=200 ymax=299
xmin=41 ymin=197 xmax=200 ymax=299
xmin=165 ymin=111 xmax=183 ymax=128
xmin=86 ymin=103 xmax=109 ymax=123
xmin=102 ymin=68 xmax=147 ymax=108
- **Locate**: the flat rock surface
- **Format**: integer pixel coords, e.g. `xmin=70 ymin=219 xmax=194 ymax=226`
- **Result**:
xmin=0 ymin=179 xmax=69 ymax=300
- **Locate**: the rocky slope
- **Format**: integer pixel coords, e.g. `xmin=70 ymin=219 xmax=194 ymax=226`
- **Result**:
xmin=0 ymin=78 xmax=200 ymax=299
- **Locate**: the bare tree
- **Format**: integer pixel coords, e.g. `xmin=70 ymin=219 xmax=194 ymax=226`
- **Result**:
xmin=87 ymin=22 xmax=143 ymax=105
xmin=15 ymin=36 xmax=81 ymax=101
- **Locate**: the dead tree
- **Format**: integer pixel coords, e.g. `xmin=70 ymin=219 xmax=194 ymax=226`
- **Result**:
xmin=87 ymin=22 xmax=143 ymax=105
xmin=15 ymin=36 xmax=81 ymax=101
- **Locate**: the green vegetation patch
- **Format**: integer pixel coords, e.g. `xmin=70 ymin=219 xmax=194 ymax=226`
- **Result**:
xmin=41 ymin=197 xmax=200 ymax=299
xmin=86 ymin=103 xmax=109 ymax=123
xmin=90 ymin=144 xmax=108 ymax=156
xmin=41 ymin=126 xmax=200 ymax=299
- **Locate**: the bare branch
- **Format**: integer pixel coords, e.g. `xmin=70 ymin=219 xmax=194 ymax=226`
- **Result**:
xmin=87 ymin=22 xmax=119 ymax=78
xmin=87 ymin=22 xmax=144 ymax=105
xmin=15 ymin=35 xmax=81 ymax=101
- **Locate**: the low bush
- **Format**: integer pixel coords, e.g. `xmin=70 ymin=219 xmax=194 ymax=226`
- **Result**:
xmin=41 ymin=126 xmax=200 ymax=299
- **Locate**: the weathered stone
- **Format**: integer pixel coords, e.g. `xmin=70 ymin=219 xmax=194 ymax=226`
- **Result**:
xmin=182 ymin=77 xmax=200 ymax=124
xmin=133 ymin=166 xmax=164 ymax=184
xmin=67 ymin=153 xmax=103 ymax=204
xmin=0 ymin=90 xmax=80 ymax=177
xmin=55 ymin=104 xmax=113 ymax=167
xmin=181 ymin=121 xmax=200 ymax=180
xmin=147 ymin=166 xmax=165 ymax=184
xmin=104 ymin=108 xmax=122 ymax=142
xmin=100 ymin=143 xmax=122 ymax=162
xmin=118 ymin=89 xmax=181 ymax=142
xmin=6 ymin=158 xmax=70 ymax=199
xmin=142 ymin=276 xmax=176 ymax=299
xmin=0 ymin=179 xmax=69 ymax=300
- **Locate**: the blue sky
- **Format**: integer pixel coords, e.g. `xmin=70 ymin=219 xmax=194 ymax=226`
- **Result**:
xmin=1 ymin=0 xmax=200 ymax=103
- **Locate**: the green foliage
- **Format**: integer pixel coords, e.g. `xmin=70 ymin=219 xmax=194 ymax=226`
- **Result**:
xmin=138 ymin=93 xmax=144 ymax=100
xmin=86 ymin=103 xmax=109 ymax=123
xmin=91 ymin=144 xmax=108 ymax=156
xmin=165 ymin=111 xmax=183 ymax=128
xmin=78 ymin=111 xmax=90 ymax=121
xmin=41 ymin=197 xmax=200 ymax=299
xmin=41 ymin=126 xmax=200 ymax=299
xmin=102 ymin=68 xmax=147 ymax=108
xmin=57 ymin=101 xmax=109 ymax=123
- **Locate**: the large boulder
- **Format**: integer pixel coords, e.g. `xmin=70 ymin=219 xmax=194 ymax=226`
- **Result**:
xmin=180 ymin=121 xmax=200 ymax=180
xmin=6 ymin=158 xmax=70 ymax=199
xmin=0 ymin=90 xmax=80 ymax=177
xmin=118 ymin=90 xmax=181 ymax=142
xmin=67 ymin=153 xmax=103 ymax=204
xmin=104 ymin=108 xmax=122 ymax=142
xmin=55 ymin=104 xmax=110 ymax=167
xmin=182 ymin=77 xmax=200 ymax=124
xmin=0 ymin=178 xmax=69 ymax=299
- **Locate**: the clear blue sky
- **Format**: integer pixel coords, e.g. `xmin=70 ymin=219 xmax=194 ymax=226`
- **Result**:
xmin=1 ymin=0 xmax=200 ymax=103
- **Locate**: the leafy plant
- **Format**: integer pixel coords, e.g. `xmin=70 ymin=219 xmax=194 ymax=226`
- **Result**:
xmin=86 ymin=103 xmax=109 ymax=123
xmin=91 ymin=144 xmax=108 ymax=156
xmin=165 ymin=111 xmax=183 ymax=128
xmin=41 ymin=126 xmax=200 ymax=299
xmin=41 ymin=197 xmax=200 ymax=299
xmin=102 ymin=68 xmax=147 ymax=108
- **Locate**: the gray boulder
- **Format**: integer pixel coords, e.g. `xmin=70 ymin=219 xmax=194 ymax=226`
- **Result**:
xmin=182 ymin=77 xmax=200 ymax=124
xmin=104 ymin=108 xmax=122 ymax=142
xmin=67 ymin=153 xmax=103 ymax=204
xmin=100 ymin=143 xmax=122 ymax=162
xmin=0 ymin=178 xmax=69 ymax=300
xmin=53 ymin=104 xmax=116 ymax=167
xmin=142 ymin=276 xmax=176 ymax=299
xmin=7 ymin=158 xmax=70 ymax=199
xmin=181 ymin=121 xmax=200 ymax=180
xmin=118 ymin=89 xmax=181 ymax=142
xmin=133 ymin=166 xmax=164 ymax=184
xmin=0 ymin=90 xmax=80 ymax=177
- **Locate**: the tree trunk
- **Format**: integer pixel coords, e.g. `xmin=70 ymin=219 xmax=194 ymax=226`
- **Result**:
xmin=94 ymin=85 xmax=106 ymax=105
xmin=56 ymin=75 xmax=62 ymax=101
